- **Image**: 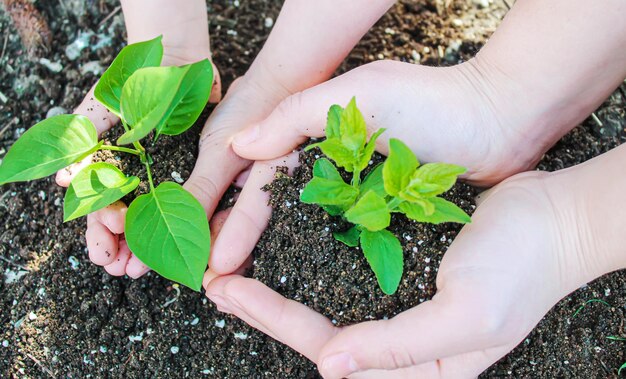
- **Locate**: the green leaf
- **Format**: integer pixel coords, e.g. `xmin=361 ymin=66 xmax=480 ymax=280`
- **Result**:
xmin=326 ymin=104 xmax=343 ymax=139
xmin=360 ymin=229 xmax=403 ymax=295
xmin=619 ymin=362 xmax=626 ymax=375
xmin=63 ymin=162 xmax=139 ymax=221
xmin=117 ymin=60 xmax=213 ymax=145
xmin=399 ymin=197 xmax=471 ymax=224
xmin=383 ymin=138 xmax=419 ymax=196
xmin=300 ymin=177 xmax=358 ymax=210
xmin=125 ymin=182 xmax=210 ymax=291
xmin=311 ymin=138 xmax=357 ymax=172
xmin=94 ymin=36 xmax=163 ymax=116
xmin=322 ymin=205 xmax=344 ymax=216
xmin=333 ymin=226 xmax=361 ymax=247
xmin=360 ymin=164 xmax=386 ymax=198
xmin=355 ymin=128 xmax=385 ymax=172
xmin=313 ymin=158 xmax=343 ymax=182
xmin=339 ymin=97 xmax=367 ymax=152
xmin=0 ymin=115 xmax=101 ymax=185
xmin=403 ymin=162 xmax=466 ymax=198
xmin=345 ymin=191 xmax=390 ymax=231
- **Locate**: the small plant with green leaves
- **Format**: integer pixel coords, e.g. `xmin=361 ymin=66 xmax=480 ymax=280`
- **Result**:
xmin=0 ymin=36 xmax=213 ymax=291
xmin=301 ymin=98 xmax=471 ymax=295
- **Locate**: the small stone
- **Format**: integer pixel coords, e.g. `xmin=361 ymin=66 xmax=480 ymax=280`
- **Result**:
xmin=411 ymin=50 xmax=421 ymax=62
xmin=38 ymin=190 xmax=46 ymax=200
xmin=377 ymin=53 xmax=385 ymax=60
xmin=280 ymin=276 xmax=287 ymax=284
xmin=66 ymin=31 xmax=94 ymax=60
xmin=128 ymin=332 xmax=144 ymax=342
xmin=68 ymin=256 xmax=80 ymax=270
xmin=234 ymin=332 xmax=248 ymax=340
xmin=215 ymin=319 xmax=225 ymax=328
xmin=227 ymin=29 xmax=238 ymax=36
xmin=99 ymin=346 xmax=108 ymax=353
xmin=170 ymin=346 xmax=180 ymax=354
xmin=171 ymin=171 xmax=184 ymax=183
xmin=46 ymin=106 xmax=67 ymax=119
xmin=473 ymin=0 xmax=490 ymax=8
xmin=39 ymin=58 xmax=63 ymax=73
xmin=264 ymin=17 xmax=274 ymax=28
xmin=2 ymin=340 xmax=8 ymax=347
xmin=451 ymin=19 xmax=463 ymax=27
xmin=80 ymin=61 xmax=104 ymax=76
xmin=54 ymin=198 xmax=62 ymax=207
xmin=384 ymin=28 xmax=395 ymax=35
xmin=190 ymin=317 xmax=199 ymax=326
xmin=412 ymin=247 xmax=418 ymax=253
xmin=28 ymin=312 xmax=37 ymax=320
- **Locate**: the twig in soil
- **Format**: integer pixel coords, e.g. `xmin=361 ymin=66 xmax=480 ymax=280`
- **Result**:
xmin=0 ymin=255 xmax=30 ymax=271
xmin=26 ymin=353 xmax=55 ymax=378
xmin=0 ymin=117 xmax=16 ymax=138
xmin=161 ymin=283 xmax=181 ymax=308
xmin=97 ymin=5 xmax=121 ymax=29
xmin=0 ymin=90 xmax=7 ymax=104
xmin=502 ymin=0 xmax=512 ymax=10
xmin=591 ymin=112 xmax=604 ymax=128
xmin=0 ymin=32 xmax=9 ymax=62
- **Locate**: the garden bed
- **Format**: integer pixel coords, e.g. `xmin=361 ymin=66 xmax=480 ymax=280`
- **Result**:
xmin=1 ymin=0 xmax=626 ymax=377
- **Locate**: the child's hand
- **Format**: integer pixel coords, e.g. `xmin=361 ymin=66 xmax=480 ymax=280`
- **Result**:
xmin=54 ymin=0 xmax=221 ymax=278
xmin=205 ymin=144 xmax=626 ymax=377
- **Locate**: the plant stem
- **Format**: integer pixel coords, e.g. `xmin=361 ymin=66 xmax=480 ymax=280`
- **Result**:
xmin=351 ymin=169 xmax=362 ymax=187
xmin=121 ymin=119 xmax=130 ymax=132
xmin=144 ymin=159 xmax=155 ymax=192
xmin=100 ymin=145 xmax=141 ymax=156
xmin=387 ymin=197 xmax=404 ymax=211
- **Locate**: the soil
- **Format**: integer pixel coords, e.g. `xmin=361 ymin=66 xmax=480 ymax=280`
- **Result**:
xmin=1 ymin=0 xmax=626 ymax=378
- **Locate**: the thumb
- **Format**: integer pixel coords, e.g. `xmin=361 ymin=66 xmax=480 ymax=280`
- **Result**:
xmin=231 ymin=75 xmax=365 ymax=161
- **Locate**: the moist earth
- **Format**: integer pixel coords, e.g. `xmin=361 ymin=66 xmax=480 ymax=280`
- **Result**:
xmin=1 ymin=0 xmax=626 ymax=378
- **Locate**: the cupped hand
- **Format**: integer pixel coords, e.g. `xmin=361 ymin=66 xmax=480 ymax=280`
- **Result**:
xmin=205 ymin=150 xmax=626 ymax=378
xmin=54 ymin=5 xmax=222 ymax=278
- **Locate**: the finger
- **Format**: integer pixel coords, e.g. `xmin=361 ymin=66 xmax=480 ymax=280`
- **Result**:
xmin=317 ymin=289 xmax=509 ymax=379
xmin=183 ymin=143 xmax=250 ymax=218
xmin=104 ymin=239 xmax=131 ymax=276
xmin=233 ymin=166 xmax=252 ymax=188
xmin=209 ymin=153 xmax=299 ymax=275
xmin=209 ymin=61 xmax=222 ymax=104
xmin=86 ymin=213 xmax=119 ymax=266
xmin=354 ymin=344 xmax=514 ymax=379
xmin=206 ymin=275 xmax=338 ymax=362
xmin=125 ymin=253 xmax=150 ymax=279
xmin=231 ymin=74 xmax=363 ymax=161
xmin=55 ymin=155 xmax=92 ymax=187
xmin=92 ymin=201 xmax=127 ymax=235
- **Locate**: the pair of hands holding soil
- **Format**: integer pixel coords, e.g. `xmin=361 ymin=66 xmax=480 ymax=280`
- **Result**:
xmin=55 ymin=0 xmax=626 ymax=377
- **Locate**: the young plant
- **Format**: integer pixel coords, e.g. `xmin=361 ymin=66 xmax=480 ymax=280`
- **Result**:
xmin=301 ymin=98 xmax=471 ymax=295
xmin=0 ymin=36 xmax=213 ymax=291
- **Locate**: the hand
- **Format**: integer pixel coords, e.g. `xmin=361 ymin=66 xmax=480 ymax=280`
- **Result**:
xmin=54 ymin=0 xmax=222 ymax=278
xmin=205 ymin=143 xmax=626 ymax=378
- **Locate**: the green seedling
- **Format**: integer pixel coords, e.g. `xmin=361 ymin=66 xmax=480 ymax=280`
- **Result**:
xmin=0 ymin=36 xmax=212 ymax=291
xmin=301 ymin=98 xmax=471 ymax=295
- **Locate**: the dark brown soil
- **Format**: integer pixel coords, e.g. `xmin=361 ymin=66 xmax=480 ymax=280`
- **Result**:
xmin=1 ymin=0 xmax=626 ymax=378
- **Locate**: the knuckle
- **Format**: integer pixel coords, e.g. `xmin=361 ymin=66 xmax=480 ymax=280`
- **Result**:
xmin=378 ymin=346 xmax=416 ymax=370
xmin=184 ymin=175 xmax=219 ymax=208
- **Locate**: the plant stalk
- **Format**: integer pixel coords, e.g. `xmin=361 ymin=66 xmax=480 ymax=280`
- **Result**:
xmin=100 ymin=145 xmax=141 ymax=156
xmin=387 ymin=197 xmax=404 ymax=211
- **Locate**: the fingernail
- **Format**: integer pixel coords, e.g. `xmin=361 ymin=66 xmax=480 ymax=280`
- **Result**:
xmin=207 ymin=294 xmax=232 ymax=314
xmin=233 ymin=124 xmax=260 ymax=146
xmin=320 ymin=352 xmax=358 ymax=378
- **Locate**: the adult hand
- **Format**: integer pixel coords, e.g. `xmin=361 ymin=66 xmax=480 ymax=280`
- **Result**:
xmin=205 ymin=143 xmax=626 ymax=377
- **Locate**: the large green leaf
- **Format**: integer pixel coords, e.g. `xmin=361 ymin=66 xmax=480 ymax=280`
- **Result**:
xmin=63 ymin=162 xmax=140 ymax=221
xmin=94 ymin=36 xmax=163 ymax=116
xmin=125 ymin=182 xmax=211 ymax=291
xmin=0 ymin=115 xmax=101 ymax=185
xmin=345 ymin=191 xmax=390 ymax=231
xmin=399 ymin=197 xmax=471 ymax=224
xmin=360 ymin=229 xmax=403 ymax=295
xmin=300 ymin=177 xmax=358 ymax=210
xmin=117 ymin=60 xmax=213 ymax=145
xmin=383 ymin=138 xmax=419 ymax=196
